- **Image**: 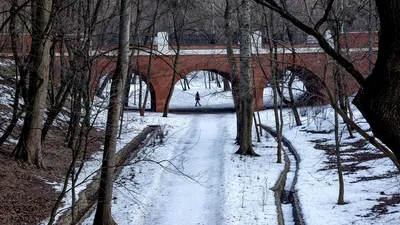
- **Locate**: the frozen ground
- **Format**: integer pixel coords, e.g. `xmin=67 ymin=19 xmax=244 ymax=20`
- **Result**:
xmin=37 ymin=71 xmax=400 ymax=225
xmin=140 ymin=114 xmax=226 ymax=224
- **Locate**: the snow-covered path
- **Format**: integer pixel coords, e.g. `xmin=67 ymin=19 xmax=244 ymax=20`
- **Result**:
xmin=142 ymin=114 xmax=227 ymax=225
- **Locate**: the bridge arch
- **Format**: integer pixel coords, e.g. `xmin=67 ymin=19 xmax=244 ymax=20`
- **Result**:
xmin=177 ymin=64 xmax=268 ymax=110
xmin=169 ymin=70 xmax=234 ymax=109
xmin=282 ymin=66 xmax=325 ymax=105
xmin=176 ymin=67 xmax=231 ymax=87
xmin=115 ymin=37 xmax=371 ymax=111
xmin=127 ymin=68 xmax=157 ymax=111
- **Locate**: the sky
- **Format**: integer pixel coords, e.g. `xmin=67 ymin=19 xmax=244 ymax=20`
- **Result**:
xmin=1 ymin=68 xmax=398 ymax=225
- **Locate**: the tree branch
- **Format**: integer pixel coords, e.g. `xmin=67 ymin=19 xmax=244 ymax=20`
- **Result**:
xmin=314 ymin=0 xmax=335 ymax=31
xmin=252 ymin=0 xmax=365 ymax=86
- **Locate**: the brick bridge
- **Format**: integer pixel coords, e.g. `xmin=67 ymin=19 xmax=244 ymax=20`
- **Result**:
xmin=1 ymin=32 xmax=377 ymax=112
xmin=93 ymin=31 xmax=377 ymax=112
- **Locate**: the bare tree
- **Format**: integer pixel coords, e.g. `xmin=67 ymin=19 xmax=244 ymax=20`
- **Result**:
xmin=93 ymin=0 xmax=130 ymax=223
xmin=352 ymin=1 xmax=400 ymax=162
xmin=224 ymin=0 xmax=242 ymax=143
xmin=328 ymin=0 xmax=354 ymax=138
xmin=64 ymin=0 xmax=113 ymax=149
xmin=0 ymin=0 xmax=30 ymax=146
xmin=264 ymin=8 xmax=283 ymax=162
xmin=277 ymin=1 xmax=302 ymax=126
xmin=334 ymin=67 xmax=345 ymax=205
xmin=41 ymin=0 xmax=75 ymax=142
xmin=140 ymin=0 xmax=161 ymax=116
xmin=162 ymin=0 xmax=189 ymax=117
xmin=235 ymin=0 xmax=258 ymax=155
xmin=252 ymin=0 xmax=400 ymax=163
xmin=12 ymin=0 xmax=53 ymax=167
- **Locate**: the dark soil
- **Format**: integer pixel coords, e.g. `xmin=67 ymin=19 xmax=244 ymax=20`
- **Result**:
xmin=310 ymin=134 xmax=400 ymax=219
xmin=0 ymin=125 xmax=104 ymax=225
xmin=363 ymin=193 xmax=400 ymax=217
xmin=0 ymin=71 xmax=105 ymax=224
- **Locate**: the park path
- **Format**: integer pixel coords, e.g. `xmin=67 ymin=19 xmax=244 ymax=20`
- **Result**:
xmin=142 ymin=114 xmax=227 ymax=225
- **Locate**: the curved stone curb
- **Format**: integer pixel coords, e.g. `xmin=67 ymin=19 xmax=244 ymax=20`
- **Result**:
xmin=270 ymin=145 xmax=290 ymax=225
xmin=259 ymin=124 xmax=305 ymax=225
xmin=55 ymin=125 xmax=160 ymax=225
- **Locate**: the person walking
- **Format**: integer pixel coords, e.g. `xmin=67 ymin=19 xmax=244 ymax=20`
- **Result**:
xmin=195 ymin=92 xmax=201 ymax=107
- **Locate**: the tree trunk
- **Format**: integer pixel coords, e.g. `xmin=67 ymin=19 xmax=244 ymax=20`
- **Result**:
xmin=223 ymin=76 xmax=231 ymax=91
xmin=330 ymin=18 xmax=353 ymax=138
xmin=96 ymin=75 xmax=111 ymax=98
xmin=42 ymin=82 xmax=71 ymax=142
xmin=235 ymin=0 xmax=257 ymax=156
xmin=334 ymin=73 xmax=346 ymax=205
xmin=224 ymin=0 xmax=241 ymax=143
xmin=271 ymin=46 xmax=282 ymax=163
xmin=141 ymin=0 xmax=160 ymax=116
xmin=42 ymin=35 xmax=71 ymax=142
xmin=66 ymin=88 xmax=83 ymax=148
xmin=163 ymin=1 xmax=188 ymax=117
xmin=180 ymin=79 xmax=186 ymax=90
xmin=333 ymin=32 xmax=346 ymax=203
xmin=123 ymin=67 xmax=132 ymax=107
xmin=163 ymin=53 xmax=179 ymax=117
xmin=0 ymin=4 xmax=24 ymax=146
xmin=334 ymin=105 xmax=345 ymax=204
xmin=12 ymin=0 xmax=52 ymax=167
xmin=184 ymin=76 xmax=190 ymax=89
xmin=0 ymin=68 xmax=24 ymax=146
xmin=253 ymin=113 xmax=260 ymax=142
xmin=353 ymin=0 xmax=400 ymax=162
xmin=133 ymin=73 xmax=137 ymax=105
xmin=93 ymin=0 xmax=130 ymax=223
xmin=284 ymin=18 xmax=302 ymax=126
xmin=138 ymin=72 xmax=143 ymax=112
xmin=368 ymin=0 xmax=374 ymax=75
xmin=287 ymin=74 xmax=302 ymax=126
xmin=208 ymin=71 xmax=211 ymax=89
xmin=216 ymin=74 xmax=221 ymax=88
xmin=264 ymin=8 xmax=282 ymax=161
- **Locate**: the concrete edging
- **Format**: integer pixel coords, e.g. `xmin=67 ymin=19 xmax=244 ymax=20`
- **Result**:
xmin=259 ymin=124 xmax=305 ymax=225
xmin=56 ymin=125 xmax=159 ymax=225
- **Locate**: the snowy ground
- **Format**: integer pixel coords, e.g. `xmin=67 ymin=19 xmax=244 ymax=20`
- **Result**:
xmin=26 ymin=71 xmax=400 ymax=225
xmin=82 ymin=110 xmax=284 ymax=224
xmin=266 ymin=106 xmax=400 ymax=225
